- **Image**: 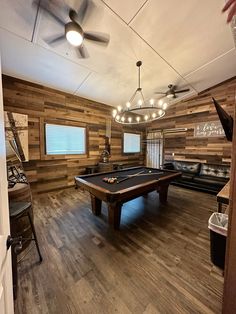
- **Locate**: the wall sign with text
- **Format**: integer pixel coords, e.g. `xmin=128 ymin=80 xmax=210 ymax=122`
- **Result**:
xmin=194 ymin=121 xmax=225 ymax=137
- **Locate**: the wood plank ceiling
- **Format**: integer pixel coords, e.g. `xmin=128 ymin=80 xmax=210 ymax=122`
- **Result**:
xmin=0 ymin=0 xmax=235 ymax=108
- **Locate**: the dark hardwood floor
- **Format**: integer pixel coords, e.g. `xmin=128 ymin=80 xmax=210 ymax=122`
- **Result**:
xmin=14 ymin=185 xmax=223 ymax=314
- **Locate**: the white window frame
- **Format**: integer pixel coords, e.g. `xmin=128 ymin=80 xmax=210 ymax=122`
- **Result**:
xmin=45 ymin=123 xmax=86 ymax=155
xmin=123 ymin=132 xmax=141 ymax=154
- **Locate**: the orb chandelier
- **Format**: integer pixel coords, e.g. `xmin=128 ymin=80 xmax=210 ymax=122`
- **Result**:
xmin=112 ymin=61 xmax=167 ymax=125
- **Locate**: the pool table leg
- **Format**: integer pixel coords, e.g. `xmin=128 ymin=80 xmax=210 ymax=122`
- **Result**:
xmin=90 ymin=194 xmax=102 ymax=216
xmin=108 ymin=202 xmax=122 ymax=230
xmin=158 ymin=183 xmax=169 ymax=203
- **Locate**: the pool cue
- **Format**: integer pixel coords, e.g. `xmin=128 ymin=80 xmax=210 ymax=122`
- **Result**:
xmin=135 ymin=172 xmax=163 ymax=176
xmin=116 ymin=170 xmax=145 ymax=184
xmin=117 ymin=171 xmax=162 ymax=179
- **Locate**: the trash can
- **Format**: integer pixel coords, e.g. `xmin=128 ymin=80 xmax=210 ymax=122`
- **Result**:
xmin=208 ymin=212 xmax=228 ymax=269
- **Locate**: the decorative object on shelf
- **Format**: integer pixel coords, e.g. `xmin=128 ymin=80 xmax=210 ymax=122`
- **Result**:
xmin=100 ymin=150 xmax=110 ymax=163
xmin=112 ymin=61 xmax=167 ymax=125
xmin=103 ymin=135 xmax=111 ymax=154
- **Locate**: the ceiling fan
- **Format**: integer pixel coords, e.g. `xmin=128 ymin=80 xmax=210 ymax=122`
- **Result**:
xmin=33 ymin=0 xmax=110 ymax=58
xmin=155 ymin=84 xmax=190 ymax=99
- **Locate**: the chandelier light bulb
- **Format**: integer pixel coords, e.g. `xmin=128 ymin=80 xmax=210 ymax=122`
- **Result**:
xmin=128 ymin=117 xmax=132 ymax=123
xmin=150 ymin=98 xmax=154 ymax=106
xmin=136 ymin=116 xmax=140 ymax=122
xmin=116 ymin=115 xmax=120 ymax=121
xmin=112 ymin=109 xmax=117 ymax=117
xmin=144 ymin=115 xmax=149 ymax=121
xmin=126 ymin=102 xmax=131 ymax=108
xmin=152 ymin=112 xmax=156 ymax=118
xmin=138 ymin=99 xmax=143 ymax=107
xmin=162 ymin=103 xmax=168 ymax=110
xmin=159 ymin=109 xmax=163 ymax=116
xmin=158 ymin=99 xmax=163 ymax=107
xmin=117 ymin=105 xmax=122 ymax=112
xmin=121 ymin=116 xmax=125 ymax=122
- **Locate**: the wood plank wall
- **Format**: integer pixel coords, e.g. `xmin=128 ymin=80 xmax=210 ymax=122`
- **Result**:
xmin=148 ymin=77 xmax=236 ymax=164
xmin=2 ymin=75 xmax=145 ymax=194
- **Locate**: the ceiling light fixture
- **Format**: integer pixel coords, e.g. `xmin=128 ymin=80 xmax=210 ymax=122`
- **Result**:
xmin=113 ymin=61 xmax=166 ymax=124
xmin=65 ymin=22 xmax=84 ymax=46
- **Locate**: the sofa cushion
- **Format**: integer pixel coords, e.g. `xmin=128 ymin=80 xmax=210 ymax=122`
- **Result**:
xmin=194 ymin=176 xmax=228 ymax=187
xmin=175 ymin=173 xmax=194 ymax=181
xmin=181 ymin=173 xmax=195 ymax=180
xmin=199 ymin=163 xmax=230 ymax=179
xmin=173 ymin=161 xmax=200 ymax=174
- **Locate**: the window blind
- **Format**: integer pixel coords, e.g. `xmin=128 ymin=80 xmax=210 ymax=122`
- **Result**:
xmin=123 ymin=133 xmax=141 ymax=153
xmin=45 ymin=124 xmax=86 ymax=155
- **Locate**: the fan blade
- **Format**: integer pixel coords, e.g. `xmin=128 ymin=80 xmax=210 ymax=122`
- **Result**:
xmin=76 ymin=44 xmax=89 ymax=58
xmin=155 ymin=92 xmax=166 ymax=95
xmin=76 ymin=0 xmax=90 ymax=24
xmin=84 ymin=32 xmax=110 ymax=45
xmin=44 ymin=34 xmax=65 ymax=46
xmin=175 ymin=88 xmax=190 ymax=94
xmin=33 ymin=0 xmax=65 ymax=26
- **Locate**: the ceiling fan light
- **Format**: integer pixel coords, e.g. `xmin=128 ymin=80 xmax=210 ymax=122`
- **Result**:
xmin=65 ymin=22 xmax=83 ymax=46
xmin=167 ymin=93 xmax=174 ymax=99
xmin=66 ymin=31 xmax=83 ymax=46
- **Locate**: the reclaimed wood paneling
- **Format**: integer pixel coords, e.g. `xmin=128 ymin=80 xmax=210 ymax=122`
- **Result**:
xmin=148 ymin=78 xmax=236 ymax=164
xmin=2 ymin=75 xmax=144 ymax=194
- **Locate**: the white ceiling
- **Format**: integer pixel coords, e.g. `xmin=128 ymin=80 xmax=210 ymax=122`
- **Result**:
xmin=0 ymin=0 xmax=235 ymax=108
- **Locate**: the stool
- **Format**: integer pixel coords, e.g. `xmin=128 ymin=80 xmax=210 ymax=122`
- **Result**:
xmin=9 ymin=201 xmax=43 ymax=299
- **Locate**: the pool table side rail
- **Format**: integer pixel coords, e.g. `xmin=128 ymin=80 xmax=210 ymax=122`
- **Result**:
xmin=75 ymin=168 xmax=181 ymax=203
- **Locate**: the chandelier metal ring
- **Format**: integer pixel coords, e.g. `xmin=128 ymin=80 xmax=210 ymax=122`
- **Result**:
xmin=112 ymin=61 xmax=167 ymax=125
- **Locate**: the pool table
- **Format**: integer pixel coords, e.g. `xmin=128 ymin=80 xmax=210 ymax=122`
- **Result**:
xmin=75 ymin=166 xmax=181 ymax=229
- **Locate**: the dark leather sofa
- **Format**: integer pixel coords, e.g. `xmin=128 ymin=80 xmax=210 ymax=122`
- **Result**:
xmin=163 ymin=160 xmax=230 ymax=194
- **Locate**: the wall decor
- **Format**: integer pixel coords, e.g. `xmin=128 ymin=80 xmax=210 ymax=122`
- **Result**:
xmin=194 ymin=121 xmax=225 ymax=138
xmin=4 ymin=112 xmax=29 ymax=161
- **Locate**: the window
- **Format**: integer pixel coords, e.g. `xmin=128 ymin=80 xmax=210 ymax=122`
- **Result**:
xmin=123 ymin=132 xmax=141 ymax=153
xmin=45 ymin=124 xmax=86 ymax=155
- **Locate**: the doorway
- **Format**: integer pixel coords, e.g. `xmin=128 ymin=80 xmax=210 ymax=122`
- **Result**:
xmin=146 ymin=131 xmax=163 ymax=168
